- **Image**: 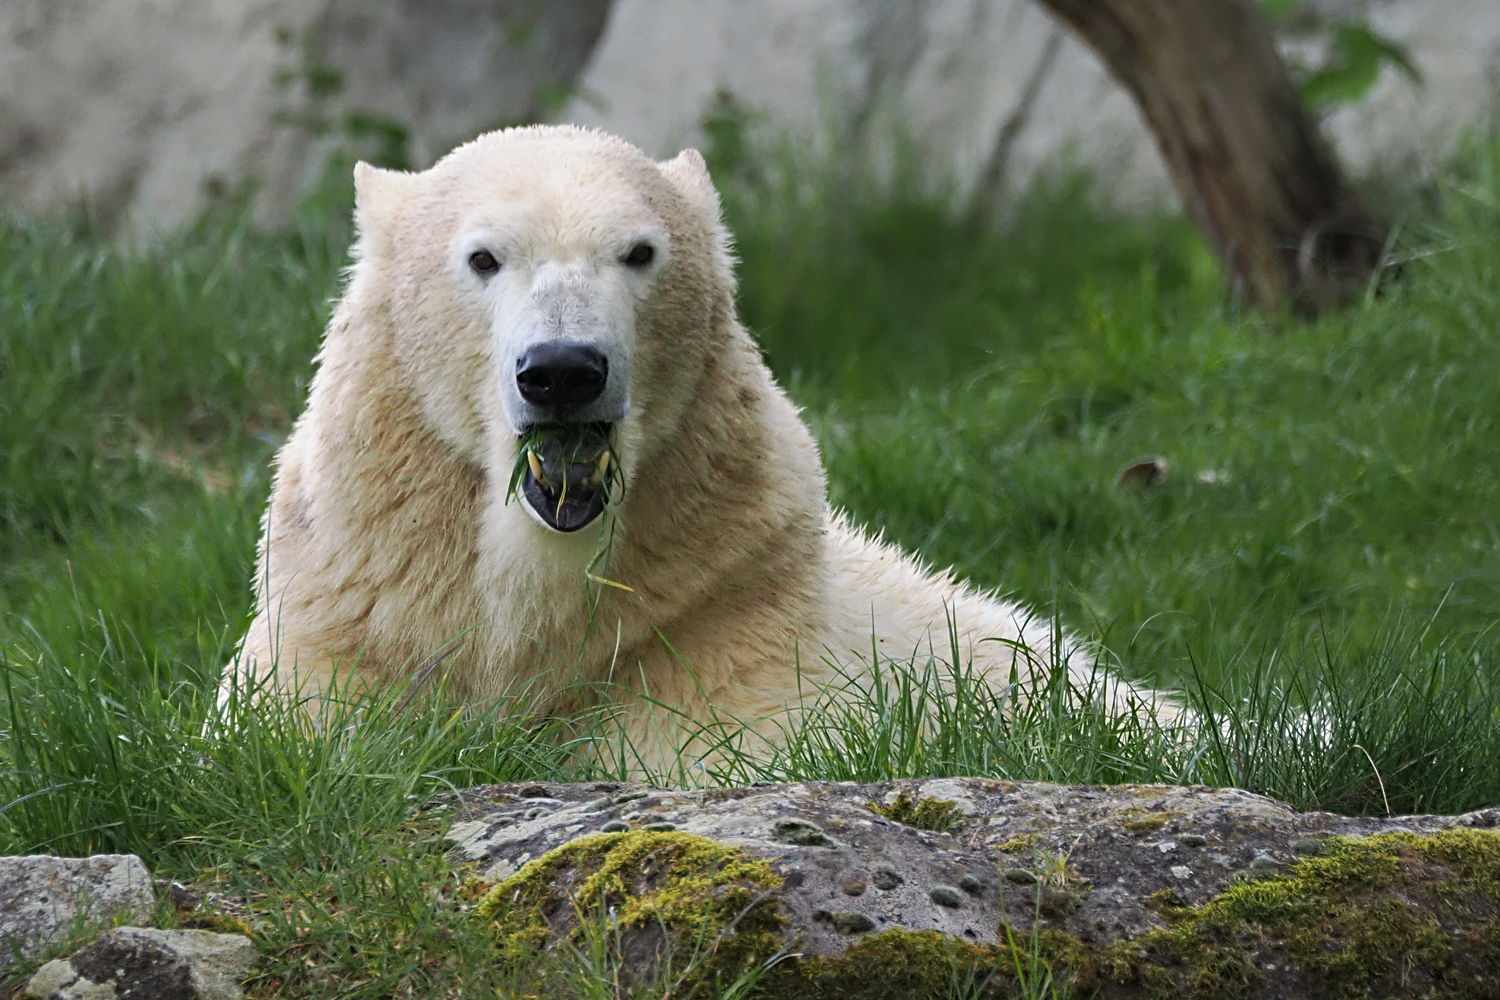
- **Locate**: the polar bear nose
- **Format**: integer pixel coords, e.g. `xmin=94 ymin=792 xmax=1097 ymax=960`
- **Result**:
xmin=515 ymin=342 xmax=609 ymax=411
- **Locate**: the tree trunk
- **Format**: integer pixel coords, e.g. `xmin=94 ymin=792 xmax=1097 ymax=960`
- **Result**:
xmin=1036 ymin=0 xmax=1384 ymax=316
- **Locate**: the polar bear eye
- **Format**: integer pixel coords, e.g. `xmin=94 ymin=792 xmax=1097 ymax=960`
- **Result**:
xmin=623 ymin=242 xmax=655 ymax=267
xmin=468 ymin=249 xmax=500 ymax=276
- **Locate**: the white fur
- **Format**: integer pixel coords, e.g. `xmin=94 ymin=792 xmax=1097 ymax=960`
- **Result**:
xmin=225 ymin=126 xmax=1167 ymax=765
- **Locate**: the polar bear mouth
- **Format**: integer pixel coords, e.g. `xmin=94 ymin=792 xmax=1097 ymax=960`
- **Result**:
xmin=512 ymin=422 xmax=617 ymax=532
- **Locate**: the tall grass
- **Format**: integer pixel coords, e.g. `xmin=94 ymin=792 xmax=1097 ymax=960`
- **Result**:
xmin=0 ymin=212 xmax=335 ymax=675
xmin=677 ymin=606 xmax=1500 ymax=817
xmin=0 ymin=649 xmax=577 ymax=872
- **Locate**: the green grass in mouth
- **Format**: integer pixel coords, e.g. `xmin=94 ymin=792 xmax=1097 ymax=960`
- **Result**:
xmin=504 ymin=421 xmax=623 ymax=514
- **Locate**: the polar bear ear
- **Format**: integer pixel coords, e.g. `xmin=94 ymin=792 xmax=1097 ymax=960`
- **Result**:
xmin=657 ymin=149 xmax=722 ymax=221
xmin=352 ymin=161 xmax=418 ymax=255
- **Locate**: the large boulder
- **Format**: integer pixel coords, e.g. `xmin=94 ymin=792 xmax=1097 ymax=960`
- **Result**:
xmin=0 ymin=855 xmax=154 ymax=968
xmin=446 ymin=778 xmax=1500 ymax=997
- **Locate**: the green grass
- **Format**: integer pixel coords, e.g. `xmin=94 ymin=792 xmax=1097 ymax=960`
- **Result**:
xmin=729 ymin=139 xmax=1500 ymax=661
xmin=5 ymin=129 xmax=1500 ymax=997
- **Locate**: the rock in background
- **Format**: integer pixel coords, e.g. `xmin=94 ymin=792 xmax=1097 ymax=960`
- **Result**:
xmin=0 ymin=0 xmax=610 ymax=233
xmin=2 ymin=1 xmax=1496 ymax=232
xmin=0 ymin=855 xmax=154 ymax=969
xmin=446 ymin=778 xmax=1500 ymax=997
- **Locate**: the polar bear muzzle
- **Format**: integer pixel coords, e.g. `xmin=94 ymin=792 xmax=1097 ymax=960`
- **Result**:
xmin=514 ymin=342 xmax=609 ymax=412
xmin=509 ymin=422 xmax=618 ymax=533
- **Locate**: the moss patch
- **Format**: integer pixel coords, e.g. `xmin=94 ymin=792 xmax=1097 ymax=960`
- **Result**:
xmin=769 ymin=929 xmax=1002 ymax=999
xmin=996 ymin=833 xmax=1041 ymax=855
xmin=867 ymin=791 xmax=961 ymax=833
xmin=757 ymin=926 xmax=1095 ymax=1000
xmin=1123 ymin=828 xmax=1500 ymax=998
xmin=475 ymin=830 xmax=783 ymax=990
xmin=1120 ymin=810 xmax=1184 ymax=836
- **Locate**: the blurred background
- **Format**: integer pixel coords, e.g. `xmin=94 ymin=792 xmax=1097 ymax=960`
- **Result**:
xmin=3 ymin=0 xmax=1495 ymax=232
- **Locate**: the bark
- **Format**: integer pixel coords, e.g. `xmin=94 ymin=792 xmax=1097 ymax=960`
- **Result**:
xmin=1037 ymin=0 xmax=1384 ymax=315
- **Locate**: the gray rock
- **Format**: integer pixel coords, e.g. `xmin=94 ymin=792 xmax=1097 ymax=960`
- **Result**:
xmin=444 ymin=778 xmax=1500 ymax=996
xmin=0 ymin=856 xmax=154 ymax=968
xmin=22 ymin=928 xmax=256 ymax=1000
xmin=0 ymin=0 xmax=610 ymax=233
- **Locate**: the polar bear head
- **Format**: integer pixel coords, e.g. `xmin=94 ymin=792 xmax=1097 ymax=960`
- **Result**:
xmin=346 ymin=126 xmax=733 ymax=534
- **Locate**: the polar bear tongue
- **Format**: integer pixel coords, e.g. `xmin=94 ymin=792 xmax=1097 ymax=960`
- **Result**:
xmin=518 ymin=424 xmax=613 ymax=533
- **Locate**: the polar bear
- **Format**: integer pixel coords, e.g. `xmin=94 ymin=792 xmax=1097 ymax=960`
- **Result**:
xmin=225 ymin=125 xmax=1166 ymax=763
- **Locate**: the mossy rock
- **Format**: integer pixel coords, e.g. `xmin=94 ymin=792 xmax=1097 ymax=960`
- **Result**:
xmin=1119 ymin=828 xmax=1500 ymax=999
xmin=454 ymin=780 xmax=1500 ymax=998
xmin=474 ymin=830 xmax=784 ymax=989
xmin=472 ymin=829 xmax=1061 ymax=998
